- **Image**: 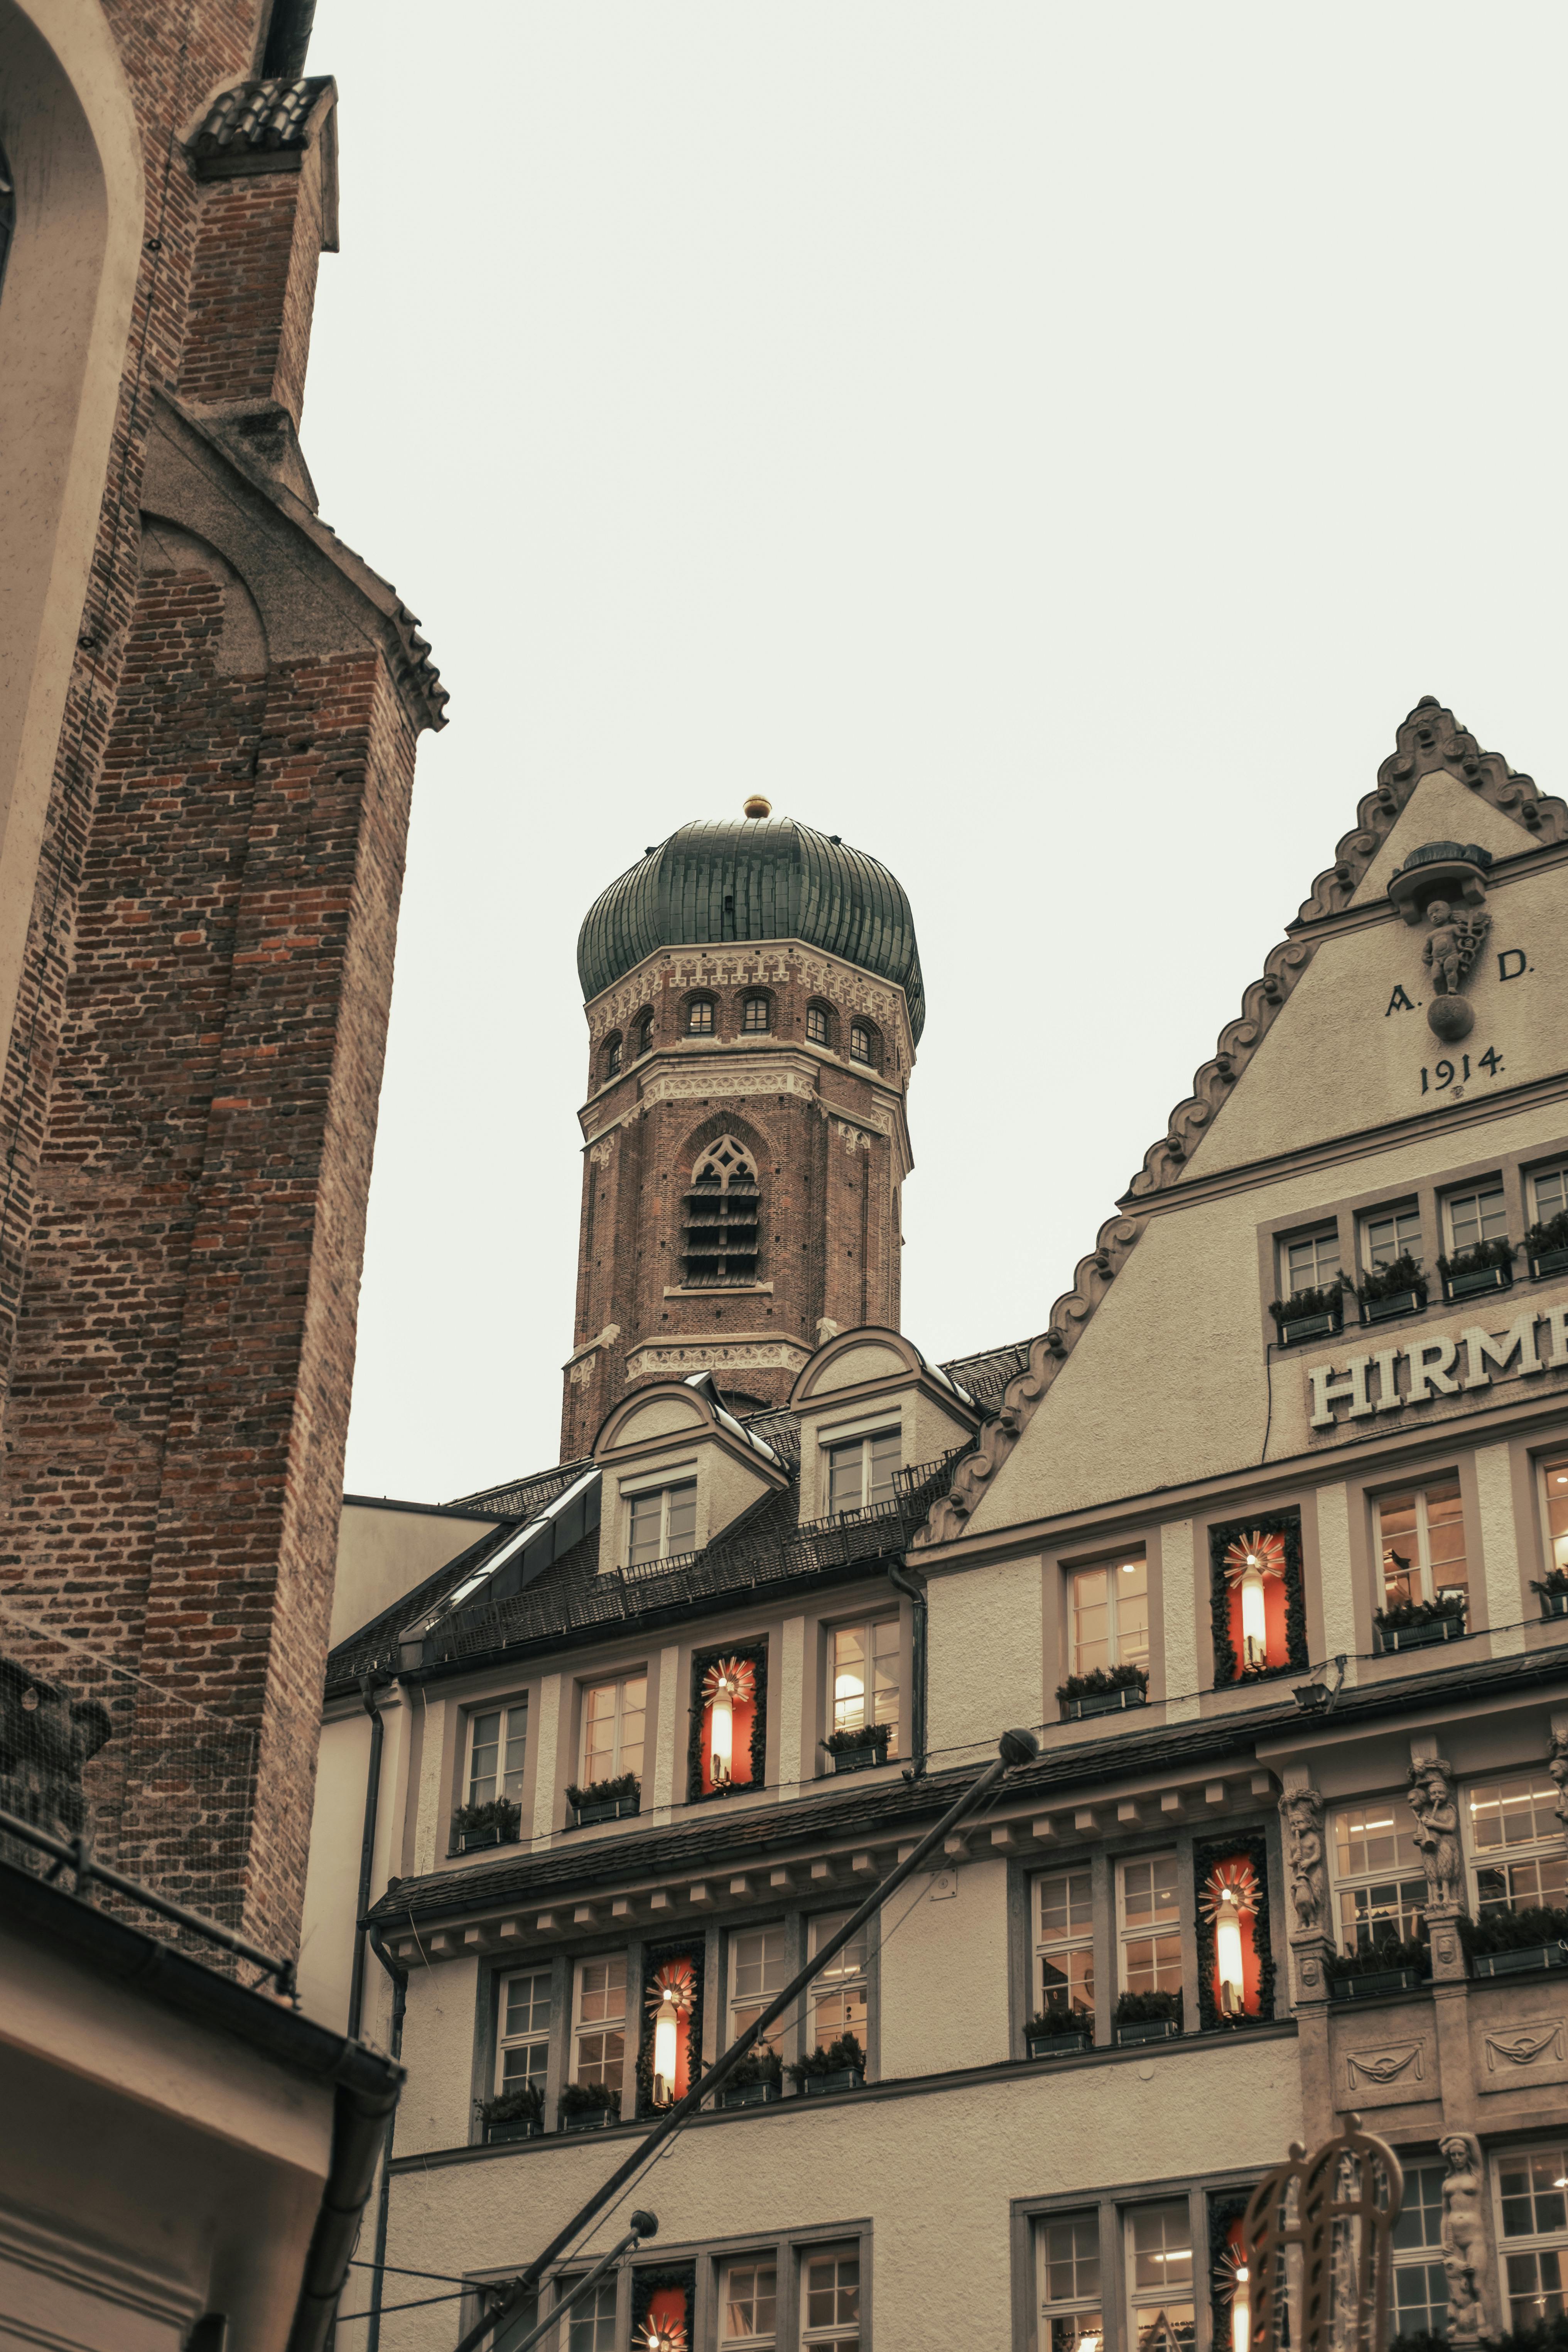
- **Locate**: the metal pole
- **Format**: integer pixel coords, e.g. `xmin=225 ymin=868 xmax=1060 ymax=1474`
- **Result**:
xmin=449 ymin=1727 xmax=1038 ymax=2352
xmin=486 ymin=2214 xmax=656 ymax=2352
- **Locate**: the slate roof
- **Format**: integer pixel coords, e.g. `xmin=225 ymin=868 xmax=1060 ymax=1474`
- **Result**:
xmin=191 ymin=77 xmax=333 ymax=156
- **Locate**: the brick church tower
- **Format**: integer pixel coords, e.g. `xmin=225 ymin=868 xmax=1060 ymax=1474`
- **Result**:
xmin=561 ymin=800 xmax=925 ymax=1457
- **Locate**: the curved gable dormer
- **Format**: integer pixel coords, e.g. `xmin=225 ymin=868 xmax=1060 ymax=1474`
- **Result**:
xmin=592 ymin=1373 xmax=787 ymax=1574
xmin=790 ymin=1326 xmax=981 ymax=1526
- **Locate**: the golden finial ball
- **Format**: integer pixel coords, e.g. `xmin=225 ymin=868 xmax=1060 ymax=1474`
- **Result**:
xmin=743 ymin=795 xmax=771 ymax=819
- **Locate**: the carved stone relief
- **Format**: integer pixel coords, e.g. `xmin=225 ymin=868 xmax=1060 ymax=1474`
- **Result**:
xmin=1345 ymin=2040 xmax=1426 ymax=2094
xmin=1483 ymin=2019 xmax=1566 ymax=2073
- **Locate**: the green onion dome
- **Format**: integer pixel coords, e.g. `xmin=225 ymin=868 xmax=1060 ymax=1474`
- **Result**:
xmin=577 ymin=810 xmax=925 ymax=1043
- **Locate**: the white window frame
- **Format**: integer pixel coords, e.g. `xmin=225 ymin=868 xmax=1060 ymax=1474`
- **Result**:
xmin=1531 ymin=1164 xmax=1568 ymax=1225
xmin=1327 ymin=1794 xmax=1427 ymax=1955
xmin=799 ymin=2244 xmax=861 ymax=2350
xmin=623 ymin=1475 xmax=697 ymax=1568
xmin=805 ymin=1911 xmax=869 ymax=2059
xmin=1115 ymin=1852 xmax=1182 ymax=1998
xmin=1389 ymin=2160 xmax=1449 ymax=2342
xmin=1279 ymin=1222 xmax=1340 ymax=1296
xmin=496 ymin=1965 xmax=553 ymax=2095
xmin=1495 ymin=2143 xmax=1568 ymax=2333
xmin=822 ymin=1423 xmax=900 ymax=1518
xmin=1124 ymin=2200 xmax=1196 ymax=2352
xmin=728 ymin=1920 xmax=788 ymax=2052
xmin=1371 ymin=1476 xmax=1467 ymax=1609
xmin=1443 ymin=1179 xmax=1509 ymax=1255
xmin=570 ymin=1952 xmax=627 ymax=2095
xmin=466 ymin=1699 xmax=528 ymax=1810
xmin=826 ymin=1614 xmax=901 ymax=1755
xmin=1067 ymin=1551 xmax=1149 ymax=1677
xmin=1538 ymin=1450 xmax=1568 ymax=1579
xmin=1034 ymin=1865 xmax=1095 ymax=2024
xmin=1464 ymin=1771 xmax=1568 ymax=1920
xmin=1359 ymin=1199 xmax=1422 ymax=1271
xmin=719 ymin=2256 xmax=779 ymax=2350
xmin=577 ymin=1672 xmax=647 ymax=1786
xmin=1036 ymin=2211 xmax=1105 ymax=2352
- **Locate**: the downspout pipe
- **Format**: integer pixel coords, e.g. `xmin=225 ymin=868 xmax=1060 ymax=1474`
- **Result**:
xmin=886 ymin=1559 xmax=927 ymax=1780
xmin=363 ymin=1925 xmax=408 ymax=2352
xmin=347 ymin=1674 xmax=387 ymax=2042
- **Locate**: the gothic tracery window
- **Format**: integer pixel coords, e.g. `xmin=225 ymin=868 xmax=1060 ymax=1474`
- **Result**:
xmin=682 ymin=1137 xmax=760 ymax=1287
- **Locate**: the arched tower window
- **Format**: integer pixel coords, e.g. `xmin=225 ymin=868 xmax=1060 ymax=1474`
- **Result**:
xmin=742 ymin=992 xmax=770 ymax=1034
xmin=687 ymin=995 xmax=715 ymax=1037
xmin=682 ymin=1137 xmax=760 ymax=1287
xmin=635 ymin=1011 xmax=655 ymax=1058
xmin=603 ymin=1032 xmax=622 ymax=1080
xmin=850 ymin=1021 xmax=876 ymax=1067
xmin=806 ymin=1001 xmax=832 ymax=1048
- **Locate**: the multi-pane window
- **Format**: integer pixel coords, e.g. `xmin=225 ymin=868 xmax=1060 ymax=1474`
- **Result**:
xmin=1126 ymin=2202 xmax=1195 ymax=2352
xmin=1361 ymin=1201 xmax=1422 ymax=1270
xmin=829 ymin=1619 xmax=900 ymax=1753
xmin=562 ymin=2279 xmax=617 ymax=2352
xmin=497 ymin=1968 xmax=552 ymax=2095
xmin=627 ymin=1481 xmax=697 ymax=1568
xmin=1468 ymin=1775 xmax=1568 ymax=1918
xmin=743 ymin=993 xmax=770 ymax=1034
xmin=636 ymin=1014 xmax=654 ymax=1058
xmin=492 ymin=2292 xmax=540 ymax=2350
xmin=468 ymin=1702 xmax=527 ymax=1808
xmin=1499 ymin=2148 xmax=1568 ymax=2329
xmin=580 ymin=1673 xmax=647 ymax=1784
xmin=849 ymin=1023 xmax=873 ymax=1066
xmin=1391 ymin=2162 xmax=1449 ymax=2340
xmin=1035 ymin=1868 xmax=1094 ymax=2023
xmin=604 ymin=1035 xmax=622 ymax=1079
xmin=807 ymin=1005 xmax=831 ymax=1047
xmin=806 ymin=1913 xmax=867 ymax=2052
xmin=1118 ymin=1855 xmax=1181 ymax=1996
xmin=1037 ymin=2212 xmax=1103 ymax=2352
xmin=1331 ymin=1800 xmax=1427 ymax=1952
xmin=1541 ymin=1455 xmax=1568 ymax=1578
xmin=1373 ymin=1479 xmax=1467 ymax=1609
xmin=801 ymin=2250 xmax=859 ymax=2351
xmin=1281 ymin=1224 xmax=1341 ymax=1295
xmin=721 ymin=2260 xmax=777 ymax=2349
xmin=1069 ymin=1554 xmax=1149 ymax=1676
xmin=572 ymin=1955 xmax=626 ymax=2091
xmin=1533 ymin=1166 xmax=1568 ymax=1225
xmin=825 ymin=1427 xmax=900 ymax=1515
xmin=1445 ymin=1181 xmax=1507 ymax=1253
xmin=687 ymin=997 xmax=716 ymax=1035
xmin=729 ymin=1924 xmax=787 ymax=2052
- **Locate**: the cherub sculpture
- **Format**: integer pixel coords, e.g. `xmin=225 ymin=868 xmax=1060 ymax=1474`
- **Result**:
xmin=1423 ymin=897 xmax=1490 ymax=996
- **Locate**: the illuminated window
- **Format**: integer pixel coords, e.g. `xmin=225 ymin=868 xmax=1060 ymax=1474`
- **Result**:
xmin=497 ymin=1967 xmax=552 ymax=2096
xmin=571 ymin=1954 xmax=626 ymax=2092
xmin=1070 ymin=1554 xmax=1149 ymax=1676
xmin=1499 ymin=2149 xmax=1568 ymax=2330
xmin=729 ymin=1924 xmax=787 ymax=2053
xmin=1360 ymin=1201 xmax=1422 ymax=1270
xmin=626 ymin=1481 xmax=697 ymax=1568
xmin=721 ymin=2260 xmax=778 ymax=2349
xmin=1280 ymin=1224 xmax=1340 ymax=1294
xmin=1374 ymin=1479 xmax=1467 ymax=1609
xmin=1126 ymin=2201 xmax=1195 ymax=2352
xmin=1330 ymin=1799 xmax=1426 ymax=1953
xmin=1445 ymin=1181 xmax=1507 ymax=1254
xmin=467 ymin=1702 xmax=527 ymax=1807
xmin=801 ymin=2249 xmax=859 ymax=2352
xmin=1118 ymin=1855 xmax=1181 ymax=1996
xmin=1468 ymin=1775 xmax=1568 ymax=1918
xmin=1035 ymin=1867 xmax=1094 ymax=2024
xmin=687 ymin=996 xmax=715 ymax=1035
xmin=1540 ymin=1454 xmax=1568 ymax=1577
xmin=825 ymin=1427 xmax=899 ymax=1515
xmin=849 ymin=1023 xmax=873 ymax=1065
xmin=829 ymin=1619 xmax=900 ymax=1753
xmin=806 ymin=1913 xmax=867 ymax=2053
xmin=580 ymin=1673 xmax=646 ymax=1784
xmin=807 ymin=1004 xmax=831 ymax=1047
xmin=1036 ymin=2212 xmax=1103 ymax=2352
xmin=1391 ymin=2163 xmax=1449 ymax=2340
xmin=743 ymin=993 xmax=770 ymax=1033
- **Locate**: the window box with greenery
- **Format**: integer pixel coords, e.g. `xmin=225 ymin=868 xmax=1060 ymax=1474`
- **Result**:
xmin=788 ymin=2033 xmax=865 ymax=2097
xmin=1113 ymin=1989 xmax=1182 ymax=2046
xmin=1356 ymin=1255 xmax=1428 ymax=1325
xmin=1527 ymin=1210 xmax=1568 ymax=1281
xmin=565 ymin=1772 xmax=640 ymax=1828
xmin=1269 ymin=1278 xmax=1348 ymax=1348
xmin=1533 ymin=1569 xmax=1568 ymax=1622
xmin=1025 ymin=2008 xmax=1093 ymax=2059
xmin=558 ymin=2080 xmax=621 ymax=2131
xmin=822 ymin=1722 xmax=892 ymax=1774
xmin=477 ymin=2083 xmax=543 ymax=2144
xmin=1057 ymin=1664 xmax=1149 ymax=1721
xmin=450 ymin=1797 xmax=522 ymax=1854
xmin=717 ymin=2049 xmax=784 ymax=2109
xmin=1438 ymin=1236 xmax=1516 ymax=1303
xmin=1460 ymin=1907 xmax=1568 ymax=1979
xmin=1325 ymin=1936 xmax=1430 ymax=2001
xmin=1372 ymin=1594 xmax=1467 ymax=1654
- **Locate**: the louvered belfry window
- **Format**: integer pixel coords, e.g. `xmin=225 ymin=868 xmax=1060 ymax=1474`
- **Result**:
xmin=683 ymin=1138 xmax=760 ymax=1287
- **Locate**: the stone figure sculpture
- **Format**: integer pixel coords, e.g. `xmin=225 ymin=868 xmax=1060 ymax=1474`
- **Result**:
xmin=1439 ymin=2133 xmax=1490 ymax=2341
xmin=1407 ymin=1757 xmax=1463 ymax=1909
xmin=0 ymin=1656 xmax=112 ymax=1842
xmin=1280 ymin=1786 xmax=1327 ymax=1934
xmin=1422 ymin=898 xmax=1490 ymax=996
xmin=1548 ymin=1730 xmax=1568 ymax=1837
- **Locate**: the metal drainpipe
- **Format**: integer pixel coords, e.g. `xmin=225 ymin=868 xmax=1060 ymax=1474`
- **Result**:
xmin=363 ymin=1925 xmax=407 ymax=2352
xmin=347 ymin=1674 xmax=387 ymax=2042
xmin=886 ymin=1560 xmax=927 ymax=1779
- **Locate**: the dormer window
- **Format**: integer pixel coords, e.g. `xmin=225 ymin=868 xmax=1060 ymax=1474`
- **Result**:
xmin=687 ymin=997 xmax=715 ymax=1036
xmin=742 ymin=993 xmax=770 ymax=1034
xmin=682 ymin=1138 xmax=760 ymax=1286
xmin=826 ymin=1427 xmax=899 ymax=1516
xmin=849 ymin=1022 xmax=873 ymax=1065
xmin=627 ymin=1480 xmax=697 ymax=1567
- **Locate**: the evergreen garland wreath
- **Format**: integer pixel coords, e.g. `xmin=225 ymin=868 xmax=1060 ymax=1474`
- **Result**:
xmin=687 ymin=1636 xmax=768 ymax=1801
xmin=1193 ymin=1828 xmax=1276 ymax=2030
xmin=1207 ymin=1508 xmax=1307 ymax=1685
xmin=630 ymin=2261 xmax=697 ymax=2344
xmin=1207 ymin=2187 xmax=1255 ymax=2351
xmin=635 ymin=1939 xmax=705 ymax=2118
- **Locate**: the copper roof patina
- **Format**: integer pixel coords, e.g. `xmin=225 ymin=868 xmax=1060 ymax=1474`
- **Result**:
xmin=577 ymin=815 xmax=926 ymax=1042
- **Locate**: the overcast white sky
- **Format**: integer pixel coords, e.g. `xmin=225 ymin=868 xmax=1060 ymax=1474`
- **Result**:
xmin=304 ymin=2 xmax=1568 ymax=1506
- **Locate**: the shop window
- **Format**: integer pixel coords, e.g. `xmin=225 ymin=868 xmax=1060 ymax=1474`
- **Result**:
xmin=627 ymin=1481 xmax=697 ymax=1568
xmin=572 ymin=1954 xmax=626 ymax=2092
xmin=825 ymin=1426 xmax=900 ymax=1516
xmin=1036 ymin=2212 xmax=1103 ymax=2352
xmin=829 ymin=1618 xmax=900 ymax=1756
xmin=690 ymin=1639 xmax=766 ymax=1798
xmin=1279 ymin=1223 xmax=1341 ymax=1295
xmin=1391 ymin=2162 xmax=1450 ymax=2340
xmin=743 ymin=993 xmax=770 ymax=1034
xmin=721 ymin=2260 xmax=778 ymax=2350
xmin=497 ymin=1967 xmax=552 ymax=2096
xmin=801 ymin=2249 xmax=860 ymax=2352
xmin=1127 ymin=2202 xmax=1195 ymax=2352
xmin=1118 ymin=1855 xmax=1181 ymax=1996
xmin=1499 ymin=2148 xmax=1568 ymax=2330
xmin=806 ymin=1913 xmax=867 ymax=2055
xmin=687 ymin=996 xmax=716 ymax=1035
xmin=1467 ymin=1775 xmax=1568 ymax=1918
xmin=1194 ymin=1835 xmax=1270 ymax=2026
xmin=729 ymin=1924 xmax=787 ymax=2052
xmin=849 ymin=1023 xmax=874 ymax=1066
xmin=683 ymin=1136 xmax=760 ymax=1286
xmin=1360 ymin=1200 xmax=1423 ymax=1271
xmin=1208 ymin=1510 xmax=1305 ymax=1683
xmin=1540 ymin=1454 xmax=1568 ymax=1578
xmin=1070 ymin=1553 xmax=1149 ymax=1676
xmin=1373 ymin=1479 xmax=1467 ymax=1609
xmin=580 ymin=1673 xmax=646 ymax=1785
xmin=807 ymin=1003 xmax=832 ymax=1047
xmin=1035 ymin=1867 xmax=1094 ymax=2024
xmin=468 ymin=1701 xmax=527 ymax=1808
xmin=1444 ymin=1180 xmax=1507 ymax=1254
xmin=1330 ymin=1799 xmax=1426 ymax=1952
